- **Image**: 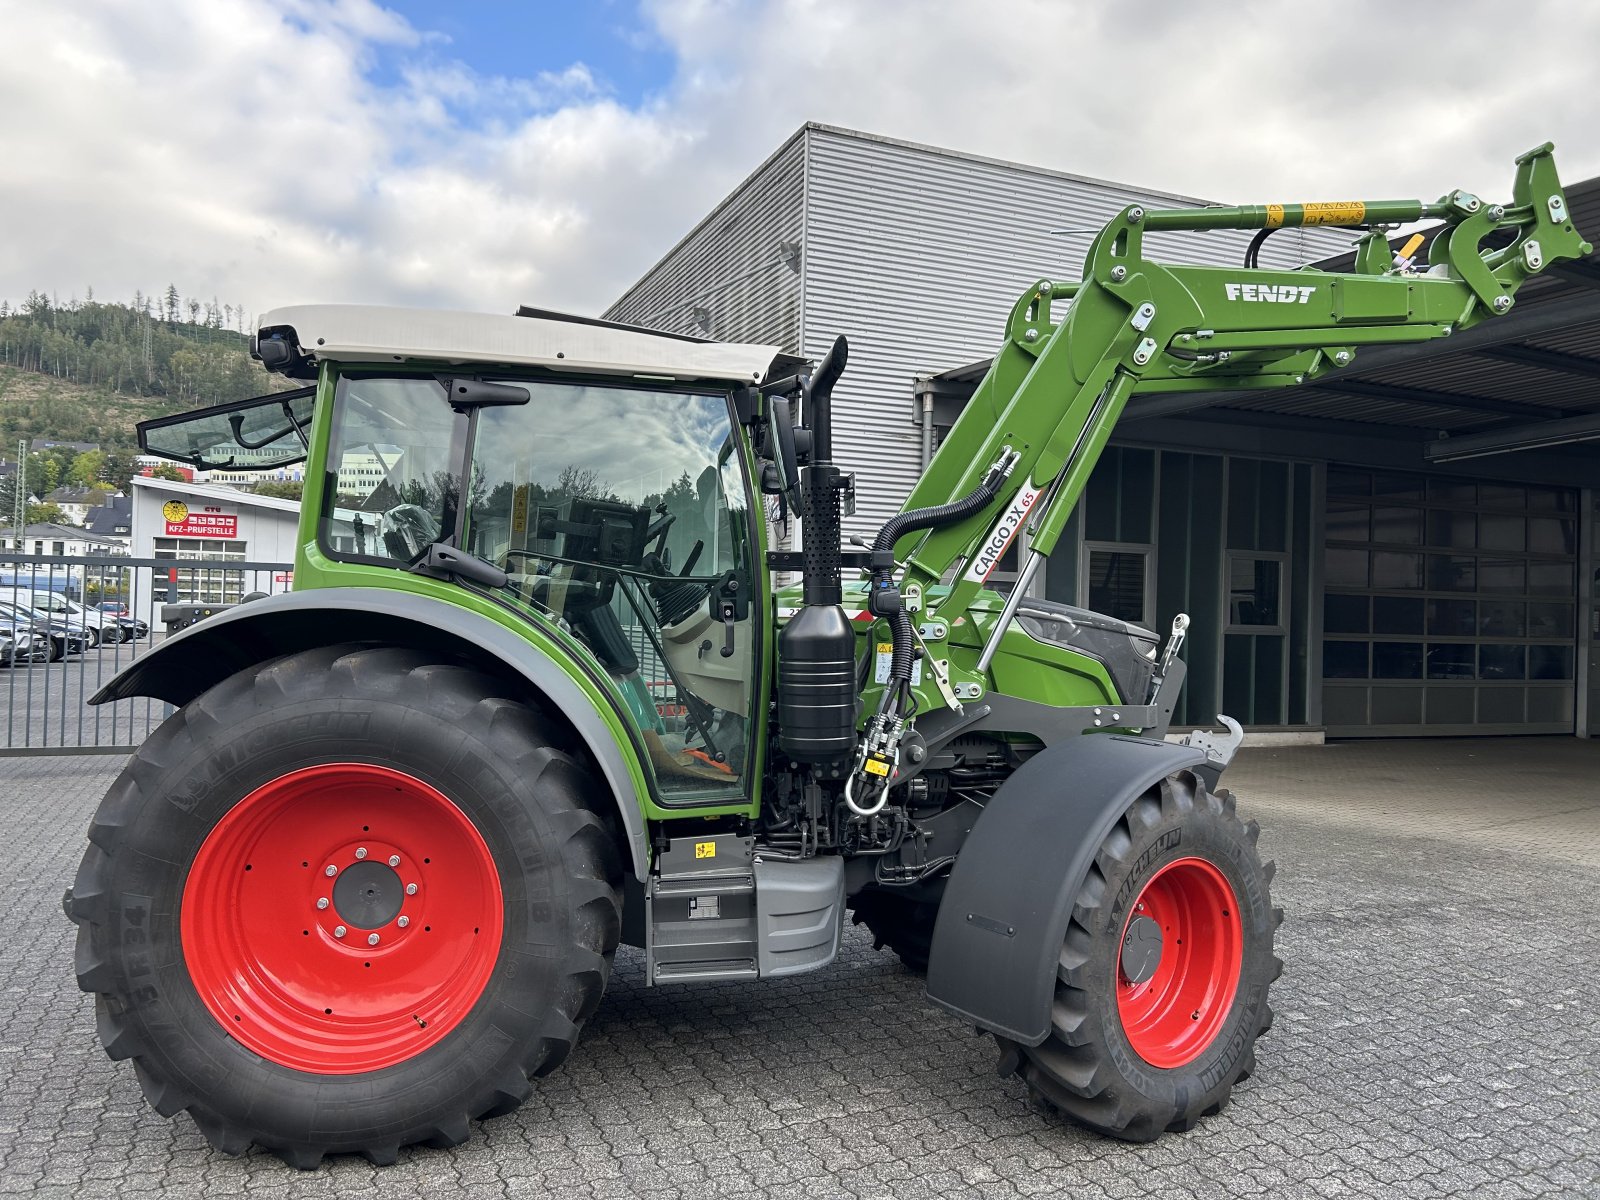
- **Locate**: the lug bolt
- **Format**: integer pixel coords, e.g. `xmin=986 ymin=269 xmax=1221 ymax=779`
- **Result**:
xmin=324 ymin=865 xmax=337 ymax=877
xmin=316 ymin=897 xmax=329 ymax=910
xmin=397 ymin=916 xmax=410 ymax=929
xmin=406 ymin=883 xmax=418 ymax=895
xmin=355 ymin=847 xmax=368 ymax=860
xmin=368 ymin=933 xmax=381 ymax=946
xmin=334 ymin=926 xmax=347 ymax=938
xmin=388 ymin=855 xmax=401 ymax=867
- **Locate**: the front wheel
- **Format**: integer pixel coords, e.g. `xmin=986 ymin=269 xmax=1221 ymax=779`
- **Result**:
xmin=998 ymin=771 xmax=1281 ymax=1141
xmin=68 ymin=645 xmax=623 ymax=1167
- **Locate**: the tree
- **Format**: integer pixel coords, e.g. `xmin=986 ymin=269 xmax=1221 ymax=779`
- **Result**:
xmin=164 ymin=285 xmax=181 ymax=326
xmin=69 ymin=449 xmax=107 ymax=488
xmin=556 ymin=465 xmax=609 ymax=499
xmin=24 ymin=501 xmax=66 ymax=525
xmin=100 ymin=450 xmax=136 ymax=492
xmin=252 ymin=479 xmax=304 ymax=500
xmin=146 ymin=463 xmax=187 ymax=482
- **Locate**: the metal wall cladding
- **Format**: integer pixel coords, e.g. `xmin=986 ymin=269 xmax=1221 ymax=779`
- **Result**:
xmin=604 ymin=133 xmax=806 ymax=351
xmin=798 ymin=126 xmax=1351 ymax=539
xmin=603 ymin=122 xmax=1350 ymax=540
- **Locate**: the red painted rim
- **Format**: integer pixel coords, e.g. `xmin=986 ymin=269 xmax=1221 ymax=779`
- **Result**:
xmin=181 ymin=764 xmax=504 ymax=1073
xmin=1115 ymin=856 xmax=1243 ymax=1069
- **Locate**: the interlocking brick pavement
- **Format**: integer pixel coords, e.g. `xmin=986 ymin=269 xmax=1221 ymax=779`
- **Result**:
xmin=2 ymin=737 xmax=1598 ymax=1198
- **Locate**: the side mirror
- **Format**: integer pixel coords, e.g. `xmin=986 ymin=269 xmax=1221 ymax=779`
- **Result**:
xmin=765 ymin=395 xmax=803 ymax=511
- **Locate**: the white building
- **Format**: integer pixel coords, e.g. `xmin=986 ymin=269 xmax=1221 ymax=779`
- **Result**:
xmin=129 ymin=476 xmax=300 ymax=628
xmin=0 ymin=521 xmax=127 ymax=558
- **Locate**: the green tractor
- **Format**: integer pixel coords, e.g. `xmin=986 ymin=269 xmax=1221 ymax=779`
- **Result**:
xmin=68 ymin=147 xmax=1589 ymax=1166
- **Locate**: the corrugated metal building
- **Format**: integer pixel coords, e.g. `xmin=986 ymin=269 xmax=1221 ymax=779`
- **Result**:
xmin=607 ymin=124 xmax=1600 ymax=740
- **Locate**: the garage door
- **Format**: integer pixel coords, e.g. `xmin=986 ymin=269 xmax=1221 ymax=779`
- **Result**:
xmin=1321 ymin=469 xmax=1578 ymax=736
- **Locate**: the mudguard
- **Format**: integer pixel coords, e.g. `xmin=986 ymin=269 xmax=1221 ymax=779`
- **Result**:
xmin=924 ymin=733 xmax=1208 ymax=1045
xmin=90 ymin=587 xmax=653 ymax=878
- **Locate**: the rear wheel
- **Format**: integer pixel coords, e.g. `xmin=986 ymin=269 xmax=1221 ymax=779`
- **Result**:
xmin=67 ymin=645 xmax=623 ymax=1167
xmin=997 ymin=771 xmax=1281 ymax=1141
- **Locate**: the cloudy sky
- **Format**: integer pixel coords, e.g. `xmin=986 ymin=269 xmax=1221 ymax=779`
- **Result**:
xmin=2 ymin=0 xmax=1596 ymax=322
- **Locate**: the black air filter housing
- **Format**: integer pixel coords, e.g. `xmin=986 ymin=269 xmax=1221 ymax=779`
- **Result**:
xmin=777 ymin=604 xmax=857 ymax=767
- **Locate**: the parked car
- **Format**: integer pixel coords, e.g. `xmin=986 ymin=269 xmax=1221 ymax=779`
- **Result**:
xmin=0 ymin=619 xmax=43 ymax=667
xmin=0 ymin=601 xmax=89 ymax=661
xmin=108 ymin=615 xmax=150 ymax=643
xmin=27 ymin=591 xmax=118 ymax=648
xmin=95 ymin=601 xmax=130 ymax=618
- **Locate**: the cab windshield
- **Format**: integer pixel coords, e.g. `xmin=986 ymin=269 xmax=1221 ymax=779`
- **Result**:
xmin=322 ymin=372 xmax=757 ymax=800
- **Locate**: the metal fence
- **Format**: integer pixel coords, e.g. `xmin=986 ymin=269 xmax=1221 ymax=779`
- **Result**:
xmin=0 ymin=554 xmax=294 ymax=755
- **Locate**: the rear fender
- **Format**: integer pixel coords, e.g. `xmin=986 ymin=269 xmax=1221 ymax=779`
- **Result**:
xmin=924 ymin=734 xmax=1208 ymax=1045
xmin=91 ymin=588 xmax=653 ymax=879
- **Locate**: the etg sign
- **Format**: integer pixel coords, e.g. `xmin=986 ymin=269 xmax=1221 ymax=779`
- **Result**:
xmin=162 ymin=500 xmax=238 ymax=539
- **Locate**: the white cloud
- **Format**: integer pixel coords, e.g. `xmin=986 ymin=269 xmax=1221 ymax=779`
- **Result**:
xmin=1 ymin=0 xmax=1596 ymax=322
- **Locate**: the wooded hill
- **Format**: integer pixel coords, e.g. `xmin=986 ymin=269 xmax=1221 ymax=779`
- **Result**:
xmin=0 ymin=290 xmax=285 ymax=452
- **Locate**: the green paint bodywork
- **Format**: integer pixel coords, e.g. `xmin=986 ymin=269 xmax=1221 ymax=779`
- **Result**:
xmin=280 ymin=146 xmax=1588 ymax=833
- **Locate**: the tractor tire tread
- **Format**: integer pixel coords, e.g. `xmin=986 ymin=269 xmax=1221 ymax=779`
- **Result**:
xmin=70 ymin=645 xmax=623 ymax=1168
xmin=1011 ymin=770 xmax=1280 ymax=1142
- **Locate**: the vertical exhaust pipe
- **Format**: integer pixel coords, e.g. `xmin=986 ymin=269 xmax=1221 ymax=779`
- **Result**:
xmin=777 ymin=336 xmax=857 ymax=771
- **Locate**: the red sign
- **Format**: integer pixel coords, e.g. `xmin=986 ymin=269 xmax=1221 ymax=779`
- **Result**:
xmin=162 ymin=500 xmax=237 ymax=538
xmin=140 ymin=465 xmax=195 ymax=482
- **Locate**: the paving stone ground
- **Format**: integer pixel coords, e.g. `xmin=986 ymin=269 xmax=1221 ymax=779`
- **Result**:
xmin=2 ymin=737 xmax=1598 ymax=1198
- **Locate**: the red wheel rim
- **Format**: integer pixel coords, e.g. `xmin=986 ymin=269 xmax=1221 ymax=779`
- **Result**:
xmin=181 ymin=763 xmax=504 ymax=1073
xmin=1115 ymin=856 xmax=1243 ymax=1069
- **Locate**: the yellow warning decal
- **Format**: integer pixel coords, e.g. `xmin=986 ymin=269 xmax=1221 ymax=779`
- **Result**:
xmin=1301 ymin=201 xmax=1366 ymax=226
xmin=864 ymin=758 xmax=891 ymax=778
xmin=694 ymin=841 xmax=716 ymax=859
xmin=1265 ymin=204 xmax=1285 ymax=230
xmin=876 ymin=642 xmax=893 ymax=654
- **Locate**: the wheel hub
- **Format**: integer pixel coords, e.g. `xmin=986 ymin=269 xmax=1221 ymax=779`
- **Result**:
xmin=181 ymin=763 xmax=504 ymax=1073
xmin=332 ymin=860 xmax=405 ymax=929
xmin=1119 ymin=914 xmax=1163 ymax=985
xmin=1114 ymin=856 xmax=1243 ymax=1070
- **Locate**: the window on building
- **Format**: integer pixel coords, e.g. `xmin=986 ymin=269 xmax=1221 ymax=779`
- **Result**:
xmin=1227 ymin=556 xmax=1285 ymax=629
xmin=153 ymin=537 xmax=249 ymax=604
xmin=1082 ymin=543 xmax=1151 ymax=626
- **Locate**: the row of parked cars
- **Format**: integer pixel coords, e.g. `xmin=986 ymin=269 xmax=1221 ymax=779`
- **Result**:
xmin=0 ymin=593 xmax=151 ymax=667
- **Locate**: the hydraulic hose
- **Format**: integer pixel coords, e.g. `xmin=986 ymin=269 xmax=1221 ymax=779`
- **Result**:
xmin=869 ymin=462 xmax=1009 ymax=691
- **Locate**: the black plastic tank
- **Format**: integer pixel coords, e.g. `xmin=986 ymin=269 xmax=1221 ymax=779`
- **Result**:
xmin=777 ymin=604 xmax=858 ymax=767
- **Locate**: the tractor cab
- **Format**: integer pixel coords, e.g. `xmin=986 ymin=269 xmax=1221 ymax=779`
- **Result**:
xmin=138 ymin=306 xmax=783 ymax=801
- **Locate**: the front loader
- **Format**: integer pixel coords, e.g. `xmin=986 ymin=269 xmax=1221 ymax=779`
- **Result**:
xmin=67 ymin=146 xmax=1589 ymax=1166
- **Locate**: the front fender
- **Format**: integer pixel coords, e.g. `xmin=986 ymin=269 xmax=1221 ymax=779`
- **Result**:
xmin=91 ymin=588 xmax=653 ymax=879
xmin=925 ymin=734 xmax=1208 ymax=1045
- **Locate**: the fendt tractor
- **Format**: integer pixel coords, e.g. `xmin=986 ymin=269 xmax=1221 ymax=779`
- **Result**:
xmin=66 ymin=147 xmax=1589 ymax=1167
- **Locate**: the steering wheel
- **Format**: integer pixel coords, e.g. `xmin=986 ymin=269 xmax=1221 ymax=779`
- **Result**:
xmin=378 ymin=504 xmax=441 ymax=562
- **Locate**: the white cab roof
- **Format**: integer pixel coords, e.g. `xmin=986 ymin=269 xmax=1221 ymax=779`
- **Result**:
xmin=257 ymin=304 xmax=782 ymax=384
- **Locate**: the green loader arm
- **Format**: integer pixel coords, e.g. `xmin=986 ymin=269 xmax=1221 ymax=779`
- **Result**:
xmin=898 ymin=144 xmax=1592 ymax=651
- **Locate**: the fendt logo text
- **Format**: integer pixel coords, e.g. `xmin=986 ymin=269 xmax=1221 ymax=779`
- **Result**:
xmin=1224 ymin=283 xmax=1317 ymax=304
